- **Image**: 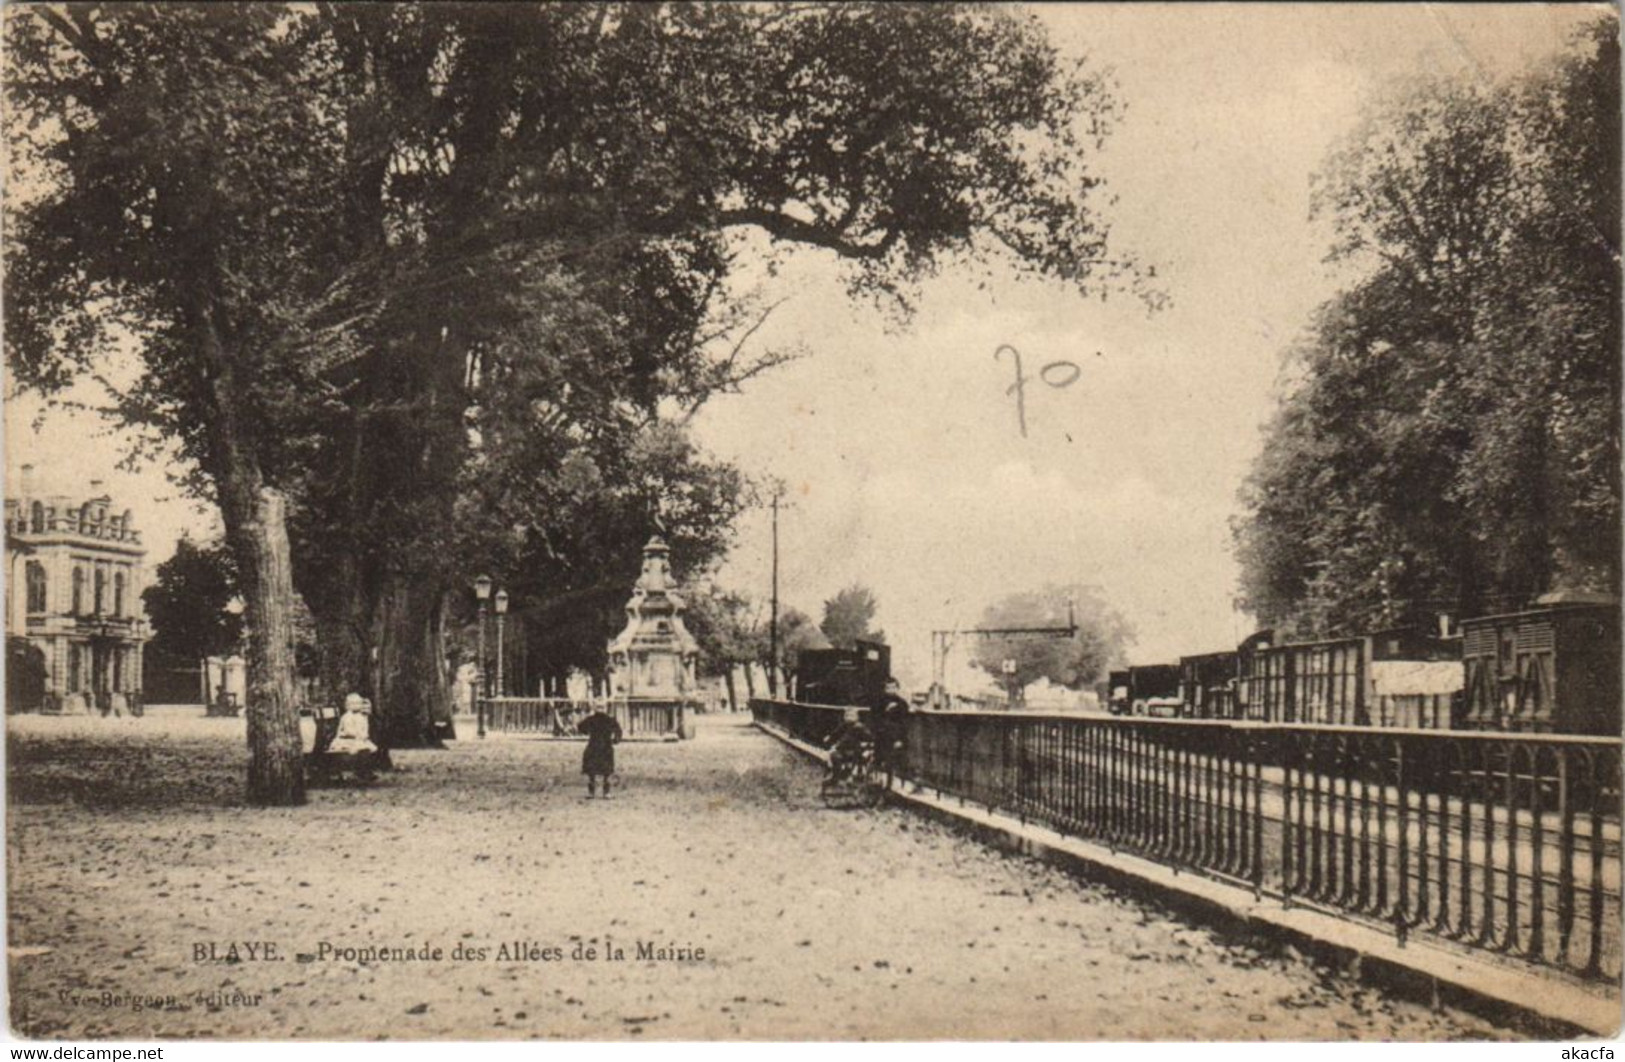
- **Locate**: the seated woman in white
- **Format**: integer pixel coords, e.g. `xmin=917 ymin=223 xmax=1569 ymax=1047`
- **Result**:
xmin=329 ymin=694 xmax=378 ymax=756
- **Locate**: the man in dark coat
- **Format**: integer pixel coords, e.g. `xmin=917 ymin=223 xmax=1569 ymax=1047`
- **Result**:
xmin=870 ymin=677 xmax=911 ymax=783
xmin=578 ymin=706 xmax=623 ymax=798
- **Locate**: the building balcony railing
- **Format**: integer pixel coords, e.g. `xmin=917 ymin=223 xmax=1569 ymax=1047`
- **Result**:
xmin=24 ymin=611 xmax=144 ymax=632
xmin=6 ymin=518 xmax=142 ymax=546
xmin=72 ymin=613 xmax=144 ymax=636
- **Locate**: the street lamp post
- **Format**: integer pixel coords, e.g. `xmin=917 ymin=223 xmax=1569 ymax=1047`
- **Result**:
xmin=474 ymin=574 xmax=492 ymax=738
xmin=494 ymin=589 xmax=509 ymax=699
xmin=768 ymin=491 xmax=780 ymax=697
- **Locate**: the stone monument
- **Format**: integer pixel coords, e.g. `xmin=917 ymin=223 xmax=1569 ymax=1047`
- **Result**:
xmin=607 ymin=534 xmax=699 ymax=699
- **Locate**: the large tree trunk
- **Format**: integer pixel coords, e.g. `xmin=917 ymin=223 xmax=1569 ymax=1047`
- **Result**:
xmin=302 ymin=545 xmax=370 ymax=709
xmin=224 ymin=487 xmax=306 ymax=806
xmin=724 ymin=668 xmax=738 ymax=713
xmin=372 ymin=573 xmax=450 ymax=748
xmin=312 ymin=415 xmax=376 ymax=708
xmin=198 ymin=302 xmax=306 ymax=807
xmin=313 ymin=601 xmax=369 ymax=707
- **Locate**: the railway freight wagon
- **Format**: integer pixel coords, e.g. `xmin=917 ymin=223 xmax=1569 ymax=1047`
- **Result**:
xmin=1238 ymin=636 xmax=1363 ymax=724
xmin=1236 ymin=628 xmax=1458 ymax=726
xmin=1178 ymin=651 xmax=1239 ymax=719
xmin=1126 ymin=663 xmax=1181 ymax=716
xmin=1459 ymin=601 xmax=1620 ymax=735
xmin=1104 ymin=666 xmax=1179 ymax=715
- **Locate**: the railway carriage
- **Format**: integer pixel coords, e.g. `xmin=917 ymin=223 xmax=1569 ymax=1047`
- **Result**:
xmin=1459 ymin=601 xmax=1619 ymax=735
xmin=1235 ymin=628 xmax=1457 ymax=726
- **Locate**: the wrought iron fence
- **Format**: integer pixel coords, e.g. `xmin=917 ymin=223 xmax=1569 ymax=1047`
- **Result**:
xmin=482 ymin=697 xmax=690 ymax=739
xmin=751 ymin=698 xmax=1622 ymax=982
xmin=750 ymin=697 xmax=855 ymax=748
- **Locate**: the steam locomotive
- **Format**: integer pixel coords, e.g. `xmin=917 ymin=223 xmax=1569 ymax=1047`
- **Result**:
xmin=793 ymin=640 xmax=892 ymax=708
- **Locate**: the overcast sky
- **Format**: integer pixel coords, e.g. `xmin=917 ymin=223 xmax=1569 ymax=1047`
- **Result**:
xmin=6 ymin=3 xmax=1606 ymax=691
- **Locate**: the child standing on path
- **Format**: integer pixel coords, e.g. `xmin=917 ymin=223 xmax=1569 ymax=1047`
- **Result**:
xmin=578 ymin=705 xmax=623 ymax=798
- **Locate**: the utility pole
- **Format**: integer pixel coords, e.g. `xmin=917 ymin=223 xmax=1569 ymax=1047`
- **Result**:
xmin=768 ymin=490 xmax=781 ymax=697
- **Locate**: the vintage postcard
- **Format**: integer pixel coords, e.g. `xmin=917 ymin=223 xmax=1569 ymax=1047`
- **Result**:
xmin=3 ymin=2 xmax=1620 ymax=1045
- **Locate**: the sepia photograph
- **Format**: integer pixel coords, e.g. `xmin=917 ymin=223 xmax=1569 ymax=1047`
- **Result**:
xmin=2 ymin=1 xmax=1621 ymax=1045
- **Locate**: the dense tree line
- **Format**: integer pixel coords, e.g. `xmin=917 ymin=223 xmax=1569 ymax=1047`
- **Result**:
xmin=1234 ymin=20 xmax=1620 ymax=638
xmin=8 ymin=4 xmax=1145 ymax=803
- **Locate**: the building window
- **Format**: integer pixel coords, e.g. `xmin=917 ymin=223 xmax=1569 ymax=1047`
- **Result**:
xmin=68 ymin=645 xmax=81 ymax=693
xmin=94 ymin=568 xmax=106 ymax=615
xmin=114 ymin=572 xmax=126 ymax=617
xmin=29 ymin=501 xmax=43 ymax=532
xmin=113 ymin=650 xmax=124 ymax=692
xmin=72 ymin=566 xmax=84 ymax=615
xmin=25 ymin=561 xmax=46 ymax=613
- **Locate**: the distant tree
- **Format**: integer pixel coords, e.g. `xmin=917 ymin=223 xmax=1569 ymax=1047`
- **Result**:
xmin=142 ymin=539 xmax=244 ymax=671
xmin=683 ymin=583 xmax=758 ymax=711
xmin=761 ymin=607 xmax=831 ymax=693
xmin=969 ymin=585 xmax=1133 ymax=694
xmin=820 ymin=584 xmax=885 ymax=649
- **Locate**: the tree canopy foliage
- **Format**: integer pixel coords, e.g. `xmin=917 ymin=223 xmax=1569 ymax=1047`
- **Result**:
xmin=141 ymin=539 xmax=244 ymax=669
xmin=767 ymin=606 xmax=831 ymax=680
xmin=1234 ymin=20 xmax=1620 ymax=637
xmin=968 ymin=584 xmax=1132 ymax=692
xmin=683 ymin=583 xmax=761 ymax=677
xmin=820 ymin=584 xmax=884 ymax=649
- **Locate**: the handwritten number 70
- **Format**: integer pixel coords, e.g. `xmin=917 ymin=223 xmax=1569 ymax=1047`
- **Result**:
xmin=997 ymin=344 xmax=1082 ymax=438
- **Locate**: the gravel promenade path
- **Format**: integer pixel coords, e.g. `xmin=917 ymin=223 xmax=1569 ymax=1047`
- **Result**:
xmin=7 ymin=711 xmax=1515 ymax=1040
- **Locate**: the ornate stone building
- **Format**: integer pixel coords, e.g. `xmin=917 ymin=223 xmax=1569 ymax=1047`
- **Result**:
xmin=5 ymin=465 xmax=149 ymax=713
